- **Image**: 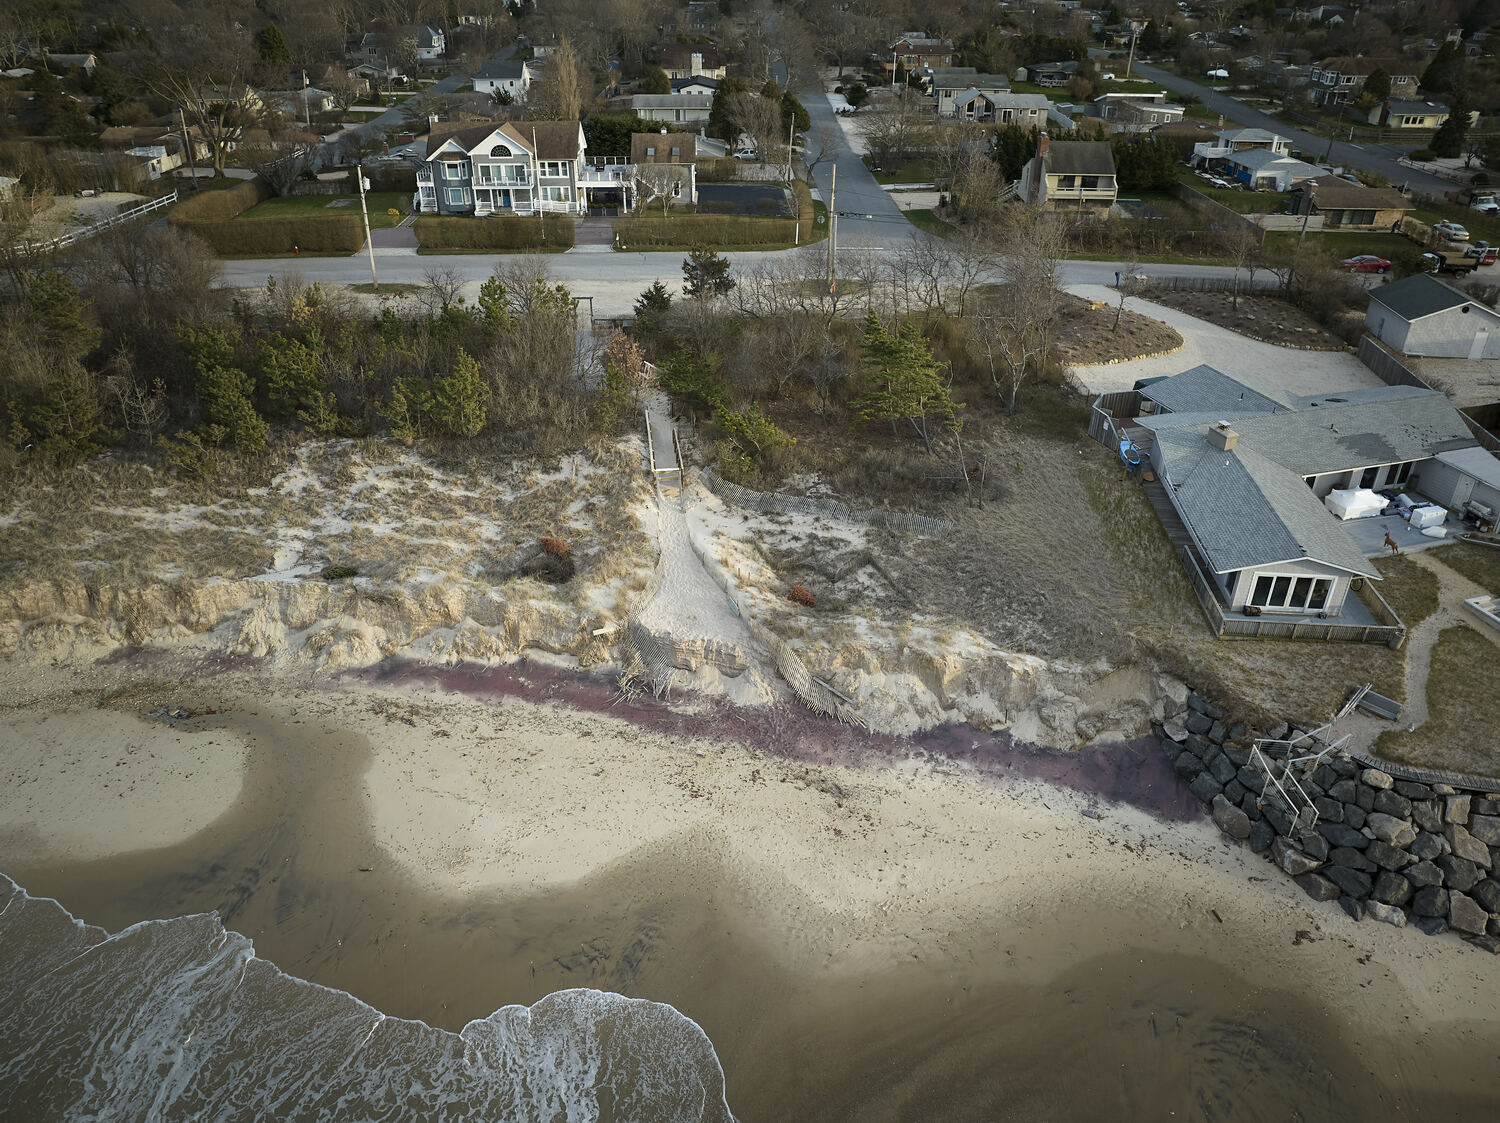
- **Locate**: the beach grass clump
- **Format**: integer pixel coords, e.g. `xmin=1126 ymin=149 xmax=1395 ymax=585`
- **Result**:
xmin=1375 ymin=625 xmax=1498 ymax=775
xmin=321 ymin=565 xmax=359 ymax=581
xmin=787 ymin=584 xmax=817 ymax=608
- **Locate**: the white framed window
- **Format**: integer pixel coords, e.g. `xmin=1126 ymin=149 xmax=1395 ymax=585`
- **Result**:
xmin=1249 ymin=574 xmax=1333 ymax=612
xmin=443 ymin=162 xmax=464 ymax=180
xmin=446 ymin=187 xmax=466 ymax=205
xmin=541 ymin=160 xmax=566 ymax=177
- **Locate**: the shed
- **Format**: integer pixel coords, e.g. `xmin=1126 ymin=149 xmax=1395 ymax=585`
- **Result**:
xmin=1416 ymin=446 xmax=1500 ymax=519
xmin=1366 ymin=273 xmax=1500 ymax=359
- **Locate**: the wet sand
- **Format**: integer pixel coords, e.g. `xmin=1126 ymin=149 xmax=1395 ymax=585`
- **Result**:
xmin=2 ymin=658 xmax=1499 ymax=1119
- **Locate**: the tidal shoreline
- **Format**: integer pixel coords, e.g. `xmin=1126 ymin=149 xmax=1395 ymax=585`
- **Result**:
xmin=1 ymin=654 xmax=1498 ymax=1118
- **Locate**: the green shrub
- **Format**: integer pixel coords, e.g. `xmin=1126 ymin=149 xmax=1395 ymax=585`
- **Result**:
xmin=321 ymin=564 xmax=358 ymax=580
xmin=168 ymin=179 xmax=268 ymax=223
xmin=1409 ymin=148 xmax=1436 ymax=161
xmin=615 ymin=214 xmax=796 ymax=247
xmin=172 ymin=215 xmax=365 ymax=254
xmin=413 ymin=215 xmax=574 ymax=249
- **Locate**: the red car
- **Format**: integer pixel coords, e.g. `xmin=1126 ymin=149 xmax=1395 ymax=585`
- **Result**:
xmin=1340 ymin=255 xmax=1391 ymax=273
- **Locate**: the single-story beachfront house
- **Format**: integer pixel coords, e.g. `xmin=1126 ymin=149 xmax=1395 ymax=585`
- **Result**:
xmin=1094 ymin=365 xmax=1480 ymax=637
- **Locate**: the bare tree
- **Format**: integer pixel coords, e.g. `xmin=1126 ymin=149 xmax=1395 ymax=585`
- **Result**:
xmin=972 ymin=213 xmax=1066 ymax=414
xmin=530 ymin=37 xmax=589 ymax=121
xmin=1113 ymin=261 xmax=1142 ymax=331
xmin=241 ymin=143 xmax=315 ymax=197
xmin=146 ymin=21 xmax=265 ymax=177
xmin=728 ymin=89 xmax=783 ymax=163
xmin=1219 ymin=223 xmax=1263 ymax=310
xmin=858 ymin=97 xmax=932 ymax=170
xmin=631 ymin=163 xmax=692 ymax=215
xmin=421 ymin=265 xmax=466 ymax=313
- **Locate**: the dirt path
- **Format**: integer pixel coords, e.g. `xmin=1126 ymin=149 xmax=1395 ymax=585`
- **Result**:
xmin=1343 ymin=548 xmax=1499 ymax=751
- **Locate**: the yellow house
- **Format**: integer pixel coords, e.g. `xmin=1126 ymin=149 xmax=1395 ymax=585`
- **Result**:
xmin=1019 ymin=137 xmax=1118 ymax=210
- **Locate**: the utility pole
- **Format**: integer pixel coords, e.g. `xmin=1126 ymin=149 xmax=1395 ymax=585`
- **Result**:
xmin=1125 ymin=20 xmax=1146 ymax=80
xmin=179 ymin=106 xmax=199 ymax=191
xmin=786 ymin=116 xmax=795 ymax=183
xmin=357 ymin=162 xmax=378 ymax=288
xmin=303 ymin=70 xmax=311 ymax=131
xmin=826 ymin=164 xmax=836 ymax=292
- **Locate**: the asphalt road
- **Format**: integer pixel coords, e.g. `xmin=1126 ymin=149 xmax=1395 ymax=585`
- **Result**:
xmin=1124 ymin=61 xmax=1455 ymax=198
xmin=800 ymin=81 xmax=912 ymax=247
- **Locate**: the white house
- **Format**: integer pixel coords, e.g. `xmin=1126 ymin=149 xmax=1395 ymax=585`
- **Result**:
xmin=1367 ymin=274 xmax=1500 ymax=360
xmin=1192 ymin=127 xmax=1289 ymax=165
xmin=1220 ymin=148 xmax=1322 ymax=191
xmin=929 ymin=68 xmax=1011 ymax=116
xmin=418 ymin=121 xmax=594 ymax=216
xmin=670 ymin=76 xmax=720 ymax=95
xmin=414 ymin=26 xmax=446 ymax=61
xmin=473 ymin=58 xmax=533 ymax=101
xmin=630 ymin=93 xmax=713 ymax=124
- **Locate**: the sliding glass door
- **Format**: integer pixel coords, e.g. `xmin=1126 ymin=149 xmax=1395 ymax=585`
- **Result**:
xmin=1249 ymin=574 xmax=1332 ymax=613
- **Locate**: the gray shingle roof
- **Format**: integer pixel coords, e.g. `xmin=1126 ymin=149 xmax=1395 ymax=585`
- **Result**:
xmin=1368 ymin=273 xmax=1491 ymax=322
xmin=631 ymin=94 xmax=714 ymax=109
xmin=1045 ymin=140 xmax=1114 ymax=176
xmin=1171 ymin=441 xmax=1380 ymax=577
xmin=475 ymin=59 xmax=527 ymax=80
xmin=1227 ymin=387 xmax=1475 ymax=476
xmin=1141 ymin=364 xmax=1289 ymax=415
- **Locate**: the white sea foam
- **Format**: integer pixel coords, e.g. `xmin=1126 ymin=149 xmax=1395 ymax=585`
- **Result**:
xmin=0 ymin=874 xmax=736 ymax=1121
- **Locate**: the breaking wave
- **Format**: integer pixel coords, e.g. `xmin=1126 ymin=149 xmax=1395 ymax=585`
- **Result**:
xmin=0 ymin=874 xmax=735 ymax=1121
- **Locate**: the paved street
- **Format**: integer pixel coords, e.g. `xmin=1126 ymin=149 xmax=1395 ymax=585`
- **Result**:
xmin=1125 ymin=61 xmax=1455 ymax=198
xmin=800 ymin=82 xmax=911 ymax=247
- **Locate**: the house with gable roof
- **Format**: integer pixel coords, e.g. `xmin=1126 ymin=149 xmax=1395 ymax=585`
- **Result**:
xmin=416 ymin=121 xmax=592 ymax=215
xmin=1366 ymin=273 xmax=1500 ymax=359
xmin=1094 ymin=365 xmax=1481 ymax=638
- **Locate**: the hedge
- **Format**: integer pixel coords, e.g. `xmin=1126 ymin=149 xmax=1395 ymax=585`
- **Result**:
xmin=413 ymin=214 xmax=575 ymax=249
xmin=168 ymin=178 xmax=269 ymax=223
xmin=614 ymin=213 xmax=797 ymax=247
xmin=171 ymin=215 xmax=365 ymax=255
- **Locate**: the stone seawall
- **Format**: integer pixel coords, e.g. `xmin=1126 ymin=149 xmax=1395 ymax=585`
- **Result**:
xmin=1158 ymin=691 xmax=1500 ymax=952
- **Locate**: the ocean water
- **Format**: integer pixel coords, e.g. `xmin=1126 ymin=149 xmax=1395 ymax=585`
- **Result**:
xmin=0 ymin=875 xmax=735 ymax=1122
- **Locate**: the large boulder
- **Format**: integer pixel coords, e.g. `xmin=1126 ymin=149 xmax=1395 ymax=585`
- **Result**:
xmin=1313 ymin=796 xmax=1344 ymax=824
xmin=1318 ymin=821 xmax=1371 ymax=850
xmin=1190 ymin=772 xmax=1223 ymax=803
xmin=1325 ymin=865 xmax=1374 ymax=900
xmin=1187 ymin=690 xmax=1224 ymax=719
xmin=1446 ymin=793 xmax=1472 ymax=824
xmin=1185 ymin=710 xmax=1212 ymax=735
xmin=1468 ymin=815 xmax=1500 ymax=847
xmin=1212 ymin=794 xmax=1253 ymax=841
xmin=1361 ymin=767 xmax=1394 ymax=790
xmin=1404 ymin=860 xmax=1444 ymax=889
xmin=1448 ymin=892 xmax=1490 ymax=936
xmin=1273 ymin=836 xmax=1322 ymax=876
xmin=1414 ymin=915 xmax=1448 ymax=936
xmin=1410 ymin=831 xmax=1445 ymax=861
xmin=1411 ymin=801 xmax=1443 ymax=832
xmin=1448 ymin=825 xmax=1493 ymax=868
xmin=1372 ymin=870 xmax=1413 ymax=908
xmin=1436 ymin=855 xmax=1484 ymax=892
xmin=1365 ymin=900 xmax=1408 ymax=928
xmin=1328 ymin=779 xmax=1359 ymax=803
xmin=1372 ymin=789 xmax=1413 ymax=819
xmin=1295 ymin=872 xmax=1341 ymax=902
xmin=1208 ymin=753 xmax=1239 ymax=786
xmin=1344 ymin=803 xmax=1367 ymax=830
xmin=1328 ymin=847 xmax=1377 ymax=872
xmin=1366 ymin=840 xmax=1414 ymax=871
xmin=1174 ymin=750 xmax=1206 ymax=780
xmin=1471 ymin=878 xmax=1500 ymax=914
xmin=1366 ymin=812 xmax=1417 ymax=849
xmin=1299 ymin=831 xmax=1331 ymax=861
xmin=1395 ymin=781 xmax=1433 ymax=800
xmin=1412 ymin=886 xmax=1450 ymax=918
xmin=1247 ymin=819 xmax=1275 ymax=854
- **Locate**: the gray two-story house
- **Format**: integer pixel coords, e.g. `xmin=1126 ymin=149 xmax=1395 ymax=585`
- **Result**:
xmin=417 ymin=122 xmax=592 ymax=216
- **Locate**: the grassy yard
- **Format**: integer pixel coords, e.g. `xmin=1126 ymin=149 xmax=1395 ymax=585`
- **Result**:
xmin=864 ymin=157 xmax=938 ymax=184
xmin=240 ymin=192 xmax=410 ymax=228
xmin=1431 ymin=540 xmax=1500 ymax=593
xmin=1372 ymin=554 xmax=1442 ymax=629
xmin=1177 ymin=170 xmax=1291 ymax=213
xmin=1375 ymin=624 xmax=1499 ymax=776
xmin=1262 ymin=230 xmax=1430 ymax=275
xmin=903 ymin=208 xmax=956 ymax=236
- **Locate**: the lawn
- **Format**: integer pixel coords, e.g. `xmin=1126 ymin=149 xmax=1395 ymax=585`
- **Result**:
xmin=1431 ymin=540 xmax=1500 ymax=593
xmin=240 ymin=192 xmax=410 ymax=228
xmin=903 ymin=208 xmax=955 ymax=236
xmin=1374 ymin=624 xmax=1499 ymax=777
xmin=1177 ymin=170 xmax=1291 ymax=213
xmin=1262 ymin=230 xmax=1430 ymax=276
xmin=864 ymin=157 xmax=938 ymax=184
xmin=1371 ymin=554 xmax=1442 ymax=629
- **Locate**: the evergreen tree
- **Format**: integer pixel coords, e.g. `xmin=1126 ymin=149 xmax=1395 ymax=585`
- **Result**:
xmin=682 ymin=248 xmax=735 ymax=301
xmin=852 ymin=313 xmax=959 ymax=454
xmin=708 ymin=77 xmax=748 ymax=140
xmin=1422 ymin=42 xmax=1463 ymax=94
xmin=1362 ymin=68 xmax=1391 ymax=102
xmin=780 ymin=90 xmax=810 ymax=134
xmin=1432 ymin=94 xmax=1472 ymax=158
xmin=633 ymin=280 xmax=672 ymax=330
xmin=428 ymin=348 xmax=489 ymax=437
xmin=180 ymin=326 xmax=268 ymax=452
xmin=639 ymin=65 xmax=671 ymax=94
xmin=258 ymin=330 xmax=326 ymax=421
xmin=255 ymin=23 xmax=291 ymax=68
xmin=26 ymin=271 xmax=100 ymax=362
xmin=991 ymin=125 xmax=1039 ymax=182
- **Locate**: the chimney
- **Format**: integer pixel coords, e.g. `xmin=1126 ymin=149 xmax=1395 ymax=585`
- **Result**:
xmin=691 ymin=51 xmax=703 ymax=75
xmin=1208 ymin=422 xmax=1238 ymax=451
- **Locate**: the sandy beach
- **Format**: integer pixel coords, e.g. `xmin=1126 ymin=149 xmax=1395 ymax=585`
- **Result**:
xmin=2 ymin=654 xmax=1499 ymax=1118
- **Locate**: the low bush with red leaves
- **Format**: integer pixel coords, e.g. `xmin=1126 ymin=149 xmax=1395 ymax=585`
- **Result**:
xmin=539 ymin=536 xmax=570 ymax=557
xmin=787 ymin=584 xmax=816 ymax=608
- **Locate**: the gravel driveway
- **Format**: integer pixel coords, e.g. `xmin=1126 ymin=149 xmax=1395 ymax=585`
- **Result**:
xmin=1065 ymin=285 xmax=1384 ymax=400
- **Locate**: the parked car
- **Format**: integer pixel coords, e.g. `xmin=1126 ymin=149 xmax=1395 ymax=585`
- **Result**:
xmin=1433 ymin=220 xmax=1471 ymax=242
xmin=1340 ymin=255 xmax=1391 ymax=273
xmin=732 ymin=148 xmax=758 ymax=160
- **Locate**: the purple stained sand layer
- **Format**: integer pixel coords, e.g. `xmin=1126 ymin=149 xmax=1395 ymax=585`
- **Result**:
xmin=348 ymin=658 xmax=1205 ymax=823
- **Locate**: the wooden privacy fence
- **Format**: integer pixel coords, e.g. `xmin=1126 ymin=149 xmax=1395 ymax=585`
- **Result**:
xmin=1088 ymin=390 xmax=1143 ymax=448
